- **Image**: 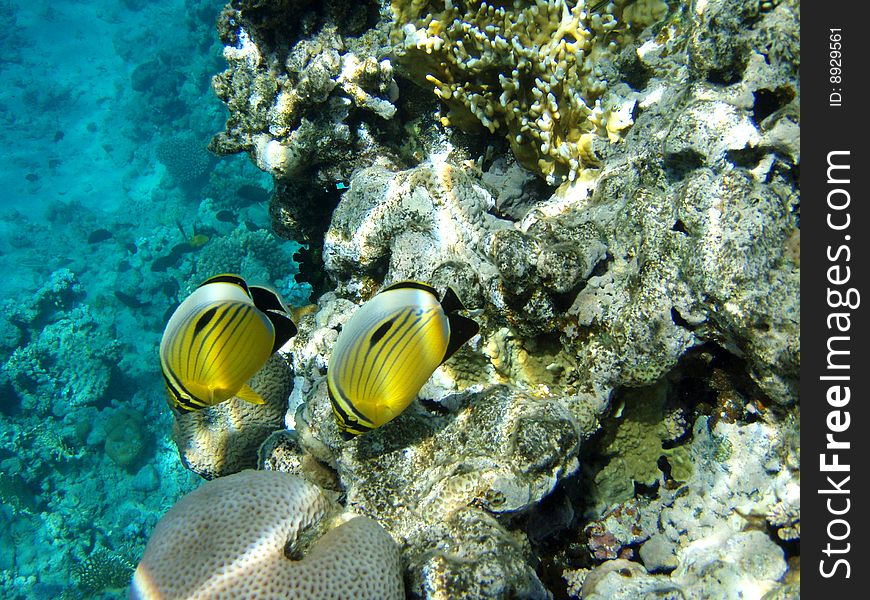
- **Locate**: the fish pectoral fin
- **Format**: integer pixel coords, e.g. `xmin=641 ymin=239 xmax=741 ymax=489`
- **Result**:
xmin=235 ymin=384 xmax=266 ymax=405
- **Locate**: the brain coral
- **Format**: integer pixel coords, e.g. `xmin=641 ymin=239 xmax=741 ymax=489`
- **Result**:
xmin=130 ymin=470 xmax=404 ymax=600
xmin=391 ymin=0 xmax=667 ymax=184
xmin=172 ymin=353 xmax=294 ymax=479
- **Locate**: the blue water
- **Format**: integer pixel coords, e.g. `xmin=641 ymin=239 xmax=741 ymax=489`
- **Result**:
xmin=0 ymin=1 xmax=308 ymax=596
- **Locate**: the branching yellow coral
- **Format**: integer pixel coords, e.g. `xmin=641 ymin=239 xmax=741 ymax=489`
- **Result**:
xmin=391 ymin=0 xmax=666 ymax=185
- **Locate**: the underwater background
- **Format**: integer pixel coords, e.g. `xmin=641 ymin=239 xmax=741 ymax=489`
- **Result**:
xmin=0 ymin=1 xmax=309 ymax=597
xmin=0 ymin=0 xmax=800 ymax=599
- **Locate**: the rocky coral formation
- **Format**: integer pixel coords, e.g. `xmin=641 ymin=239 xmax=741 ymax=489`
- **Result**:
xmin=290 ymin=382 xmax=597 ymax=597
xmin=205 ymin=0 xmax=800 ymax=597
xmin=171 ymin=353 xmax=294 ymax=479
xmin=210 ymin=0 xmax=398 ymax=184
xmin=3 ymin=300 xmax=121 ymax=413
xmin=565 ymin=415 xmax=796 ymax=599
xmin=131 ymin=470 xmax=404 ymax=599
xmin=155 ymin=134 xmax=216 ymax=187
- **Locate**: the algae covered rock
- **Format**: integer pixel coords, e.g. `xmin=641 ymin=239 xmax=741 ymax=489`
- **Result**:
xmin=289 ymin=380 xmax=595 ymax=599
xmin=104 ymin=407 xmax=151 ymax=470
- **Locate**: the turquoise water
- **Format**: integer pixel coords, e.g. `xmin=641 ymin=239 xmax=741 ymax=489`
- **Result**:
xmin=0 ymin=1 xmax=307 ymax=596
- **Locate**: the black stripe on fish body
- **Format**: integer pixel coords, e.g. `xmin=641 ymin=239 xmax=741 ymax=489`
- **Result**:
xmin=328 ymin=380 xmax=376 ymax=431
xmin=369 ymin=319 xmax=394 ymax=346
xmin=360 ymin=310 xmax=414 ymax=400
xmin=364 ymin=307 xmax=438 ymax=401
xmin=382 ymin=280 xmax=440 ymax=299
xmin=192 ymin=306 xmax=218 ymax=338
xmin=195 ymin=304 xmax=248 ymax=381
xmin=162 ymin=369 xmax=202 ymax=413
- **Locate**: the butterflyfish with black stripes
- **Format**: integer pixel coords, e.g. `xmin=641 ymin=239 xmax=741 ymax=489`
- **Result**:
xmin=327 ymin=281 xmax=480 ymax=438
xmin=159 ymin=273 xmax=297 ymax=414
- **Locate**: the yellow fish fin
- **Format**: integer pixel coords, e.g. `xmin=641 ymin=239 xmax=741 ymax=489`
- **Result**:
xmin=235 ymin=384 xmax=266 ymax=405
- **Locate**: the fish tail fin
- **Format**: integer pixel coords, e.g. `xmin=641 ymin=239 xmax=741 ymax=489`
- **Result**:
xmin=235 ymin=384 xmax=266 ymax=405
xmin=443 ymin=313 xmax=480 ymax=364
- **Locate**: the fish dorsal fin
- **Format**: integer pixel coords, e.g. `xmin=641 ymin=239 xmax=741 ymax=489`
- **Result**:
xmin=249 ymin=285 xmax=297 ymax=353
xmin=442 ymin=313 xmax=480 ymax=365
xmin=199 ymin=273 xmax=249 ymax=295
xmin=382 ymin=280 xmax=440 ymax=299
xmin=235 ymin=384 xmax=266 ymax=405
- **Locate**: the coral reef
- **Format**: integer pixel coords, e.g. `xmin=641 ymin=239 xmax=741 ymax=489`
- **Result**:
xmin=3 ymin=302 xmax=121 ymax=413
xmin=73 ymin=546 xmax=136 ymax=596
xmin=288 ymin=381 xmax=597 ymax=597
xmin=155 ymin=134 xmax=216 ymax=187
xmin=171 ymin=353 xmax=294 ymax=479
xmin=390 ymin=0 xmax=664 ymax=185
xmin=104 ymin=408 xmax=150 ymax=470
xmin=564 ymin=413 xmax=797 ymax=599
xmin=210 ymin=0 xmax=399 ymax=187
xmin=131 ymin=470 xmax=404 ymax=599
xmin=213 ymin=0 xmax=802 ymax=596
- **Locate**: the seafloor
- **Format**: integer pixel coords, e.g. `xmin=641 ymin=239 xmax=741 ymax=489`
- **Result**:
xmin=0 ymin=1 xmax=799 ymax=599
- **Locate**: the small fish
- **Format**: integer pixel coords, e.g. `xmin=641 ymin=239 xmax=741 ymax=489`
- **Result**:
xmin=53 ymin=131 xmax=65 ymax=142
xmin=25 ymin=173 xmax=39 ymax=182
xmin=244 ymin=220 xmax=262 ymax=232
xmin=115 ymin=290 xmax=150 ymax=309
xmin=215 ymin=210 xmax=236 ymax=223
xmin=151 ymin=253 xmax=179 ymax=272
xmin=88 ymin=228 xmax=113 ymax=244
xmin=327 ymin=281 xmax=479 ymax=438
xmin=161 ymin=277 xmax=180 ymax=301
xmin=159 ymin=273 xmax=297 ymax=414
xmin=171 ymin=242 xmax=195 ymax=255
xmin=236 ymin=184 xmax=269 ymax=206
xmin=188 ymin=233 xmax=210 ymax=248
xmin=124 ymin=242 xmax=138 ymax=254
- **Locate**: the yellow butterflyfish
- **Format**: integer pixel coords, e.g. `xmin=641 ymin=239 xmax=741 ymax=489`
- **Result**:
xmin=159 ymin=274 xmax=297 ymax=413
xmin=327 ymin=281 xmax=479 ymax=438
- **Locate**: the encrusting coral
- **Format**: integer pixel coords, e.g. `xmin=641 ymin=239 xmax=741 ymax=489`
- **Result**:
xmin=155 ymin=134 xmax=215 ymax=186
xmin=130 ymin=470 xmax=404 ymax=600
